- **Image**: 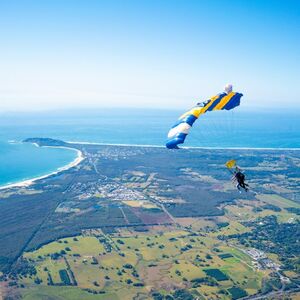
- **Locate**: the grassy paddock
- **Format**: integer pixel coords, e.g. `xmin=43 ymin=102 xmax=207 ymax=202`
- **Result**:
xmin=19 ymin=226 xmax=266 ymax=299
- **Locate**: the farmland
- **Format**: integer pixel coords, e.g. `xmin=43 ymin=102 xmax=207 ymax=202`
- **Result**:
xmin=0 ymin=139 xmax=299 ymax=299
xmin=18 ymin=227 xmax=264 ymax=299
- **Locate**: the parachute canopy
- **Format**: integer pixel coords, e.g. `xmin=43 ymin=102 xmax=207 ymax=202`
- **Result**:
xmin=225 ymin=159 xmax=237 ymax=169
xmin=166 ymin=89 xmax=243 ymax=149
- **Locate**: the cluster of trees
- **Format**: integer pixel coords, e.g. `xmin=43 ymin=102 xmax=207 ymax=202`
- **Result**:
xmin=237 ymin=216 xmax=300 ymax=272
xmin=190 ymin=277 xmax=219 ymax=288
xmin=227 ymin=287 xmax=247 ymax=299
xmin=286 ymin=207 xmax=300 ymax=215
xmin=152 ymin=289 xmax=197 ymax=300
xmin=9 ymin=258 xmax=37 ymax=278
xmin=261 ymin=204 xmax=282 ymax=212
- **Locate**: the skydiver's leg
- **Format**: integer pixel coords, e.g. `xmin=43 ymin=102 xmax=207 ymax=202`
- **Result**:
xmin=244 ymin=182 xmax=249 ymax=191
xmin=241 ymin=184 xmax=247 ymax=191
xmin=237 ymin=180 xmax=247 ymax=192
xmin=240 ymin=182 xmax=249 ymax=192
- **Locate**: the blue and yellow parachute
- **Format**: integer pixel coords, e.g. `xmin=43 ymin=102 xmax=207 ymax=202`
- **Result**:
xmin=166 ymin=89 xmax=243 ymax=149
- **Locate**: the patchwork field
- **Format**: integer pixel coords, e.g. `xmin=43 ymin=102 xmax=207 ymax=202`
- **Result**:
xmin=1 ymin=141 xmax=299 ymax=299
xmin=16 ymin=222 xmax=272 ymax=300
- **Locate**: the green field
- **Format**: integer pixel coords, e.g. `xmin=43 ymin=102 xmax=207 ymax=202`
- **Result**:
xmin=11 ymin=190 xmax=300 ymax=299
xmin=1 ymin=143 xmax=299 ymax=299
xmin=16 ymin=225 xmax=267 ymax=299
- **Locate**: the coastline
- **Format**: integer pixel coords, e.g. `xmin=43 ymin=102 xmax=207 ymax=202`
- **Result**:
xmin=0 ymin=145 xmax=84 ymax=191
xmin=1 ymin=139 xmax=299 ymax=192
xmin=67 ymin=141 xmax=300 ymax=151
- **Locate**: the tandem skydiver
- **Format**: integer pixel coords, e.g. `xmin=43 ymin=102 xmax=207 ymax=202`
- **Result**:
xmin=233 ymin=167 xmax=249 ymax=192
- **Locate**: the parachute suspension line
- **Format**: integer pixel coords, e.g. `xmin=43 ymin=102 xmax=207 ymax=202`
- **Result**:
xmin=188 ymin=117 xmax=209 ymax=147
xmin=190 ymin=120 xmax=216 ymax=148
xmin=204 ymin=110 xmax=230 ymax=148
xmin=231 ymin=110 xmax=237 ymax=147
xmin=225 ymin=110 xmax=233 ymax=147
xmin=228 ymin=110 xmax=233 ymax=145
xmin=208 ymin=114 xmax=225 ymax=148
xmin=184 ymin=122 xmax=203 ymax=146
xmin=194 ymin=112 xmax=220 ymax=148
xmin=190 ymin=113 xmax=222 ymax=148
xmin=205 ymin=91 xmax=241 ymax=148
xmin=224 ymin=114 xmax=231 ymax=147
xmin=188 ymin=108 xmax=211 ymax=148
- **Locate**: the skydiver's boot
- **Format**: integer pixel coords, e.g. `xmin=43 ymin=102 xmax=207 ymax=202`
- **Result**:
xmin=245 ymin=183 xmax=249 ymax=192
xmin=241 ymin=182 xmax=248 ymax=192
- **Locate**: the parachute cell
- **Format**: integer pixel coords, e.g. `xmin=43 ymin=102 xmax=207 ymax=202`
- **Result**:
xmin=166 ymin=90 xmax=243 ymax=149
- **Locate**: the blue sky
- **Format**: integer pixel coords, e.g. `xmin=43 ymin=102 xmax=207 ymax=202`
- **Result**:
xmin=0 ymin=0 xmax=299 ymax=110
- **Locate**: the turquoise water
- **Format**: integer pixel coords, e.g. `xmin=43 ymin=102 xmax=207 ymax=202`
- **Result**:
xmin=0 ymin=142 xmax=77 ymax=187
xmin=0 ymin=108 xmax=299 ymax=187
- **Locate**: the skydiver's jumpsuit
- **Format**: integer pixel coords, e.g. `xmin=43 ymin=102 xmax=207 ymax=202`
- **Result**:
xmin=235 ymin=171 xmax=249 ymax=191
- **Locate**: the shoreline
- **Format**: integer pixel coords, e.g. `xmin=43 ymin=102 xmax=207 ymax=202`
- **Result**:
xmin=0 ymin=145 xmax=84 ymax=191
xmin=67 ymin=141 xmax=300 ymax=151
xmin=1 ymin=139 xmax=299 ymax=192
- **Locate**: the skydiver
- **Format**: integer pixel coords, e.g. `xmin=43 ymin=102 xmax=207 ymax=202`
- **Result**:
xmin=224 ymin=83 xmax=233 ymax=94
xmin=197 ymin=84 xmax=233 ymax=106
xmin=233 ymin=168 xmax=249 ymax=192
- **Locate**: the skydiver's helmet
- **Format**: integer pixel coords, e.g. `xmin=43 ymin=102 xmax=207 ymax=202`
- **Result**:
xmin=224 ymin=84 xmax=233 ymax=94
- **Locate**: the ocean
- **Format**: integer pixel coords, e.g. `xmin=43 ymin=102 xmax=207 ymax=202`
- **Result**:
xmin=0 ymin=108 xmax=299 ymax=187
